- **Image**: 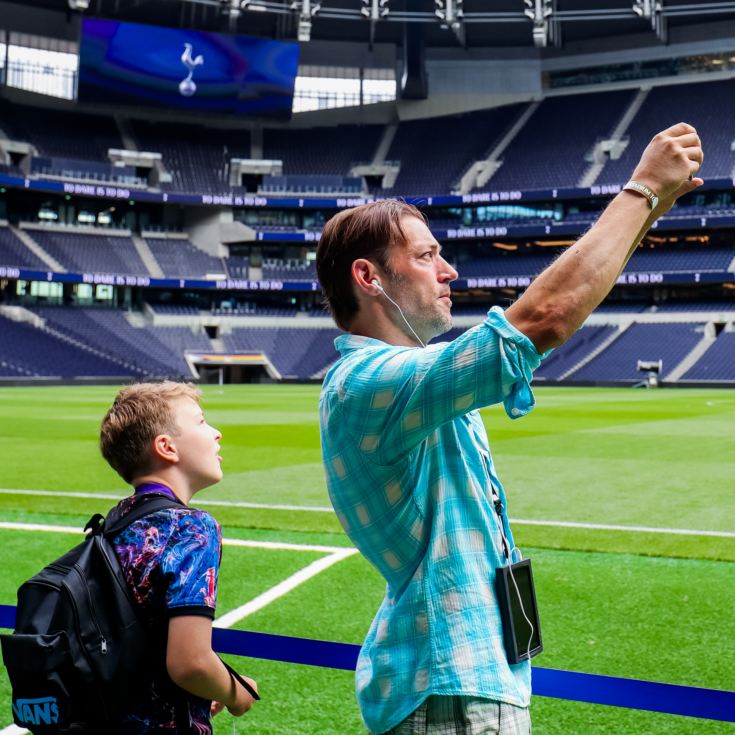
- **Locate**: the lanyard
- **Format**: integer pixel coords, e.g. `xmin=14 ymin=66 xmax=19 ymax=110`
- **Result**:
xmin=489 ymin=482 xmax=511 ymax=561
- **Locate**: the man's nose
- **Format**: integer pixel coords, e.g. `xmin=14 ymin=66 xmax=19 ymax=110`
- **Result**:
xmin=439 ymin=257 xmax=458 ymax=282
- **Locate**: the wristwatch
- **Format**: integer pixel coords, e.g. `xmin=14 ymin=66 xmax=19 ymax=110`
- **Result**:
xmin=623 ymin=180 xmax=659 ymax=210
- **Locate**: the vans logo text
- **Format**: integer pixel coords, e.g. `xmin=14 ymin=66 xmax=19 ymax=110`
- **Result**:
xmin=13 ymin=697 xmax=59 ymax=726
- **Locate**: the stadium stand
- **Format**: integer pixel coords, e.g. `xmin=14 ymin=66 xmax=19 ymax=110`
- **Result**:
xmin=220 ymin=326 xmax=339 ymax=378
xmin=624 ymin=247 xmax=735 ymax=273
xmin=570 ymin=322 xmax=705 ymax=382
xmin=31 ymin=307 xmax=198 ymax=377
xmin=0 ymin=313 xmax=128 ymax=378
xmin=144 ymin=237 xmax=225 ymax=278
xmin=130 ymin=120 xmax=251 ymax=193
xmin=681 ymin=330 xmax=735 ymax=381
xmin=486 ymin=90 xmax=637 ymax=191
xmin=0 ymin=227 xmax=47 ymax=269
xmin=225 ymin=255 xmax=250 ymax=279
xmin=597 ymin=78 xmax=735 ymax=185
xmin=535 ymin=325 xmax=620 ymax=381
xmin=27 ymin=229 xmax=148 ymax=276
xmin=261 ymin=260 xmax=317 ymax=280
xmin=651 ymin=301 xmax=735 ymax=312
xmin=380 ymin=105 xmax=524 ymax=196
xmin=263 ymin=125 xmax=383 ymax=179
xmin=0 ymin=100 xmax=122 ymax=163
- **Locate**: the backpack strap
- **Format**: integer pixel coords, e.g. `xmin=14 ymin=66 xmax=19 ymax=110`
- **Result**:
xmin=94 ymin=495 xmax=184 ymax=539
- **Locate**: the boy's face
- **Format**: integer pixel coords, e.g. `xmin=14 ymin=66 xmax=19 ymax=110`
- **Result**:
xmin=169 ymin=396 xmax=223 ymax=491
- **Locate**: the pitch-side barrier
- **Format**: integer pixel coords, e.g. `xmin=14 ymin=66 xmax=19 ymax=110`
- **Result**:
xmin=1 ymin=605 xmax=733 ymax=723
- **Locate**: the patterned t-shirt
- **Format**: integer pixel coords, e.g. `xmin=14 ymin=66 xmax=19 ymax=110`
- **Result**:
xmin=112 ymin=493 xmax=222 ymax=735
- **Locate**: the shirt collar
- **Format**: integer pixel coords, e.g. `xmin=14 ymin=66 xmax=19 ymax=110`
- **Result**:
xmin=334 ymin=333 xmax=392 ymax=355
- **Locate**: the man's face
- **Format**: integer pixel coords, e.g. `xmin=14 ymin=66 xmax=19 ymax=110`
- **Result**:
xmin=169 ymin=397 xmax=223 ymax=491
xmin=381 ymin=216 xmax=459 ymax=343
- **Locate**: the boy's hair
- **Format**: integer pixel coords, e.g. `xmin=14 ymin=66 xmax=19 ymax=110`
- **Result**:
xmin=100 ymin=381 xmax=201 ymax=484
xmin=316 ymin=199 xmax=426 ymax=330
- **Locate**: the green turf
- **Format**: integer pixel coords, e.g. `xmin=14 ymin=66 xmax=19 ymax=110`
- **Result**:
xmin=0 ymin=384 xmax=733 ymax=733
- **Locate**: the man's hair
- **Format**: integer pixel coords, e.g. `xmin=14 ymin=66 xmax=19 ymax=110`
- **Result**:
xmin=316 ymin=199 xmax=426 ymax=330
xmin=100 ymin=381 xmax=201 ymax=484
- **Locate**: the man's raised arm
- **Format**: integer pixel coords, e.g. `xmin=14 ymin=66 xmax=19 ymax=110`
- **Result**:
xmin=506 ymin=122 xmax=704 ymax=353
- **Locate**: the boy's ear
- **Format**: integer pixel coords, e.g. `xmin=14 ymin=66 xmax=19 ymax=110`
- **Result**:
xmin=153 ymin=434 xmax=179 ymax=464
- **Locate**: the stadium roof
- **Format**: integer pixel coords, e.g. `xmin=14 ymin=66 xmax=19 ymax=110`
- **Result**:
xmin=8 ymin=0 xmax=735 ymax=52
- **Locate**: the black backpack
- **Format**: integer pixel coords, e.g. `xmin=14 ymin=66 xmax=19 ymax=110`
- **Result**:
xmin=0 ymin=494 xmax=180 ymax=734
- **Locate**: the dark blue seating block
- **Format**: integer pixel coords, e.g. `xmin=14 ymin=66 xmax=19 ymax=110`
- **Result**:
xmin=572 ymin=323 xmax=703 ymax=381
xmin=488 ymin=90 xmax=636 ymax=191
xmin=597 ymin=78 xmax=735 ymax=184
xmin=682 ymin=332 xmax=735 ymax=381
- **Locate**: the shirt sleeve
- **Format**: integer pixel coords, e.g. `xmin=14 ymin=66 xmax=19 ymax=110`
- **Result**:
xmin=160 ymin=510 xmax=222 ymax=618
xmin=341 ymin=307 xmax=546 ymax=465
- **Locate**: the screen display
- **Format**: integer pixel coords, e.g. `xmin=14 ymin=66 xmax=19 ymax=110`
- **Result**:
xmin=78 ymin=18 xmax=299 ymax=119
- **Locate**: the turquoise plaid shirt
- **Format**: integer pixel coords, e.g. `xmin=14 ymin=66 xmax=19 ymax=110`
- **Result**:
xmin=319 ymin=307 xmax=545 ymax=734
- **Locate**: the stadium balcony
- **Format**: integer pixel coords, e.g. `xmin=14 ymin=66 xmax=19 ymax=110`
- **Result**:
xmin=260 ymin=174 xmax=363 ymax=196
xmin=148 ymin=303 xmax=202 ymax=316
xmin=261 ymin=260 xmax=317 ymax=281
xmin=225 ymin=255 xmax=251 ymax=279
xmin=30 ymin=156 xmax=147 ymax=189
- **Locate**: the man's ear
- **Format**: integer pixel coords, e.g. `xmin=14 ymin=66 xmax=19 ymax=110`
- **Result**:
xmin=352 ymin=258 xmax=380 ymax=296
xmin=153 ymin=434 xmax=179 ymax=465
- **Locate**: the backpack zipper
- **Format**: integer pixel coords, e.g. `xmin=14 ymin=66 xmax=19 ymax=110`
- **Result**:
xmin=70 ymin=563 xmax=108 ymax=656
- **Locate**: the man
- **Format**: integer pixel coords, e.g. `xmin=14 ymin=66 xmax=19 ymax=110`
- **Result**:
xmin=316 ymin=123 xmax=702 ymax=735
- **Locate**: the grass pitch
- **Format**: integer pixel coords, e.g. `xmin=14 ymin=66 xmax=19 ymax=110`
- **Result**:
xmin=0 ymin=384 xmax=733 ymax=734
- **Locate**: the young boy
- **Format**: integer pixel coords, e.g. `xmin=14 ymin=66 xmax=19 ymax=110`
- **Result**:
xmin=99 ymin=381 xmax=257 ymax=734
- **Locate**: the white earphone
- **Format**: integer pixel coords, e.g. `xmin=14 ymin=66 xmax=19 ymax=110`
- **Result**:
xmin=369 ymin=277 xmax=425 ymax=348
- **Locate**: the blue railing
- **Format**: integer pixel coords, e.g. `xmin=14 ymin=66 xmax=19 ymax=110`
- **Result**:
xmin=1 ymin=605 xmax=733 ymax=723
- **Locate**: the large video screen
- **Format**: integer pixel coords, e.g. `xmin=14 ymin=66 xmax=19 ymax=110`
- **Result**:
xmin=78 ymin=18 xmax=299 ymax=119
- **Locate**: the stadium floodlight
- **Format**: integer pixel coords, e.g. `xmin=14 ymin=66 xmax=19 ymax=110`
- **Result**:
xmin=240 ymin=0 xmax=268 ymax=11
xmin=67 ymin=0 xmax=90 ymax=9
xmin=434 ymin=0 xmax=465 ymax=45
xmin=523 ymin=0 xmax=558 ymax=48
xmin=221 ymin=0 xmax=241 ymax=26
xmin=361 ymin=0 xmax=389 ymax=46
xmin=291 ymin=0 xmax=321 ymax=42
xmin=632 ymin=0 xmax=667 ymax=43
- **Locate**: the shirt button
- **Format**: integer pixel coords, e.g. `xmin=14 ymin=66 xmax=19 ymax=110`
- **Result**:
xmin=511 ymin=407 xmax=521 ymax=416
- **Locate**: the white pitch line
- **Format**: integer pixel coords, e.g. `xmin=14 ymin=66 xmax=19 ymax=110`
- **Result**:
xmin=213 ymin=548 xmax=357 ymax=629
xmin=0 ymin=522 xmax=351 ymax=553
xmin=511 ymin=518 xmax=735 ymax=538
xmin=0 ymin=488 xmax=333 ymax=513
xmin=1 ymin=489 xmax=734 ymax=538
